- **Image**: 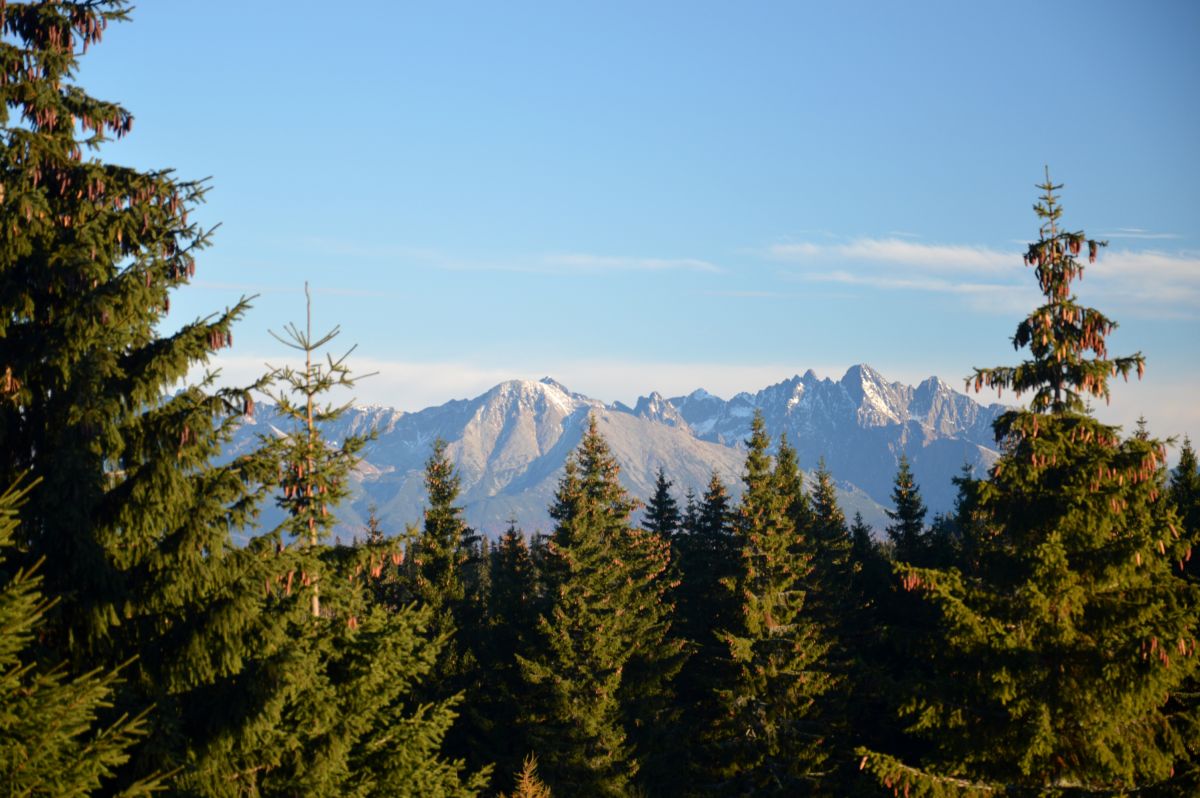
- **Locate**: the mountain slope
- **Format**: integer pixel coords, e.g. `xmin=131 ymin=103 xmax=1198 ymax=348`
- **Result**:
xmin=229 ymin=367 xmax=1004 ymax=540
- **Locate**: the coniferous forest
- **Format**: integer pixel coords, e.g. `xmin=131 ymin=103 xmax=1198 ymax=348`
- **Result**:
xmin=2 ymin=3 xmax=1198 ymax=796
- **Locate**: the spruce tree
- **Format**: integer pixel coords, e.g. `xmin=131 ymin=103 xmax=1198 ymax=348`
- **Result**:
xmin=0 ymin=478 xmax=162 ymax=797
xmin=1167 ymin=438 xmax=1200 ymax=793
xmin=643 ymin=466 xmax=682 ymax=541
xmin=256 ymin=291 xmax=486 ymax=797
xmin=518 ymin=416 xmax=677 ymax=797
xmin=1170 ymin=438 xmax=1200 ymax=562
xmin=809 ymin=459 xmax=859 ymax=652
xmin=480 ymin=520 xmax=540 ymax=790
xmin=860 ymin=173 xmax=1200 ymax=795
xmin=411 ymin=438 xmax=470 ymax=622
xmin=776 ymin=433 xmax=816 ymax=534
xmin=267 ymin=282 xmax=370 ymax=616
xmin=886 ymin=455 xmax=929 ymax=565
xmin=673 ymin=471 xmax=739 ymax=787
xmin=0 ymin=3 xmax=325 ymax=790
xmin=708 ymin=411 xmax=832 ymax=794
xmin=403 ymin=438 xmax=493 ymax=772
xmin=675 ymin=471 xmax=738 ymax=655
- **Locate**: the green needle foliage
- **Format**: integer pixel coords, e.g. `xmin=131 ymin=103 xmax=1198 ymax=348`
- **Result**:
xmin=643 ymin=467 xmax=682 ymax=541
xmin=0 ymin=477 xmax=163 ymax=797
xmin=708 ymin=412 xmax=832 ymax=795
xmin=0 ymin=2 xmax=310 ymax=791
xmin=254 ymin=290 xmax=486 ymax=798
xmin=1167 ymin=439 xmax=1200 ymax=794
xmin=887 ymin=455 xmax=929 ymax=565
xmin=860 ymin=173 xmax=1200 ymax=796
xmin=518 ymin=415 xmax=677 ymax=798
xmin=266 ymin=281 xmax=370 ymax=616
xmin=674 ymin=470 xmax=739 ymax=782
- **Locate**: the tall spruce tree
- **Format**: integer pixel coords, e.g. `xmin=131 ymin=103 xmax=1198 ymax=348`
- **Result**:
xmin=860 ymin=173 xmax=1200 ymax=795
xmin=808 ymin=459 xmax=859 ymax=670
xmin=267 ymin=282 xmax=369 ymax=616
xmin=643 ymin=467 xmax=682 ymax=541
xmin=675 ymin=471 xmax=738 ymax=660
xmin=708 ymin=411 xmax=832 ymax=794
xmin=0 ymin=3 xmax=346 ymax=791
xmin=673 ymin=471 xmax=739 ymax=788
xmin=257 ymin=291 xmax=486 ymax=797
xmin=407 ymin=439 xmax=492 ymax=773
xmin=1167 ymin=438 xmax=1200 ymax=793
xmin=480 ymin=520 xmax=541 ymax=791
xmin=1170 ymin=438 xmax=1200 ymax=561
xmin=775 ymin=433 xmax=816 ymax=535
xmin=411 ymin=438 xmax=470 ymax=621
xmin=0 ymin=477 xmax=162 ymax=797
xmin=518 ymin=415 xmax=678 ymax=797
xmin=886 ymin=455 xmax=929 ymax=565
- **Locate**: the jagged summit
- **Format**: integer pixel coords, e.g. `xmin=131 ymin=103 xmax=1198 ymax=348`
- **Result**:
xmin=538 ymin=376 xmax=572 ymax=394
xmin=225 ymin=364 xmax=1003 ymax=538
xmin=629 ymin=391 xmax=690 ymax=429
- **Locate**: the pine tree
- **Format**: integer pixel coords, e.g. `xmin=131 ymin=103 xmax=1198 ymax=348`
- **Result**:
xmin=0 ymin=477 xmax=162 ymax=797
xmin=518 ymin=416 xmax=677 ymax=797
xmin=708 ymin=411 xmax=832 ymax=794
xmin=886 ymin=455 xmax=929 ymax=565
xmin=643 ymin=466 xmax=681 ymax=541
xmin=860 ymin=172 xmax=1200 ymax=795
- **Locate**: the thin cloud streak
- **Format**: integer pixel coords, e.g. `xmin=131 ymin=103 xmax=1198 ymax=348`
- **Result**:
xmin=1101 ymin=228 xmax=1182 ymax=240
xmin=298 ymin=237 xmax=722 ymax=275
xmin=782 ymin=268 xmax=1038 ymax=315
xmin=767 ymin=236 xmax=1198 ymax=317
xmin=769 ymin=237 xmax=1014 ymax=274
xmin=544 ymin=253 xmax=722 ymax=274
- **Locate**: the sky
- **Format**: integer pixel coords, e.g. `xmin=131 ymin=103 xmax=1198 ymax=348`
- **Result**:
xmin=82 ymin=1 xmax=1199 ymax=446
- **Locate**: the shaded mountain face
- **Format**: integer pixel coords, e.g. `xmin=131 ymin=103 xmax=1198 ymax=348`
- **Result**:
xmin=229 ymin=367 xmax=1004 ymax=541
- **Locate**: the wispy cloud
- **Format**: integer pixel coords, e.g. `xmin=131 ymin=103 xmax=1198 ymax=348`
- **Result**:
xmin=298 ymin=237 xmax=721 ymax=275
xmin=542 ymin=253 xmax=722 ymax=274
xmin=787 ymin=269 xmax=1037 ymax=315
xmin=769 ymin=237 xmax=1014 ymax=275
xmin=766 ymin=235 xmax=1199 ymax=317
xmin=1087 ymin=249 xmax=1200 ymax=313
xmin=1100 ymin=227 xmax=1182 ymax=241
xmin=702 ymin=289 xmax=792 ymax=299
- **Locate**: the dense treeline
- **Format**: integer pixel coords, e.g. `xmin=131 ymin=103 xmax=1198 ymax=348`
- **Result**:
xmin=1 ymin=3 xmax=1198 ymax=796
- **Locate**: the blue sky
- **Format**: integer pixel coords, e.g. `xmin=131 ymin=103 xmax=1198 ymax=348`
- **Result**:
xmin=86 ymin=1 xmax=1198 ymax=442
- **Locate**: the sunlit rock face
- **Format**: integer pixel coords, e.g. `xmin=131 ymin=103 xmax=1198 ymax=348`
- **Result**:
xmin=228 ymin=366 xmax=1003 ymax=541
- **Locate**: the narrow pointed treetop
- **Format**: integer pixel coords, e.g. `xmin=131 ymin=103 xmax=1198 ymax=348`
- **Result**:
xmin=643 ymin=466 xmax=681 ymax=540
xmin=969 ymin=169 xmax=1144 ymax=417
xmin=885 ymin=455 xmax=927 ymax=562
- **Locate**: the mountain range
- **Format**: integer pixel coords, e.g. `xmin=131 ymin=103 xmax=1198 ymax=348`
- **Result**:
xmin=227 ymin=364 xmax=1007 ymax=541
